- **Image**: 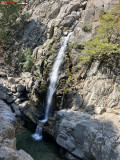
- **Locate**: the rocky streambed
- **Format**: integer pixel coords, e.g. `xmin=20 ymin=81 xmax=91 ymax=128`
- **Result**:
xmin=0 ymin=98 xmax=64 ymax=160
xmin=0 ymin=73 xmax=62 ymax=160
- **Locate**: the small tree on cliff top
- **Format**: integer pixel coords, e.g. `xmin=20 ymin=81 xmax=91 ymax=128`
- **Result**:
xmin=80 ymin=3 xmax=120 ymax=65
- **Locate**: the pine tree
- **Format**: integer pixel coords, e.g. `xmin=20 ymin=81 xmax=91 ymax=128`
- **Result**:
xmin=80 ymin=2 xmax=120 ymax=65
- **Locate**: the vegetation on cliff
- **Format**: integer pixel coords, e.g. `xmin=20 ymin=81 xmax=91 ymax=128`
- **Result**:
xmin=80 ymin=4 xmax=120 ymax=64
xmin=18 ymin=48 xmax=33 ymax=71
xmin=0 ymin=0 xmax=32 ymax=73
xmin=0 ymin=0 xmax=20 ymax=49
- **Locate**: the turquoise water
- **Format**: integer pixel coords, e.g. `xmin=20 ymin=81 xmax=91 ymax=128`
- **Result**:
xmin=16 ymin=128 xmax=64 ymax=160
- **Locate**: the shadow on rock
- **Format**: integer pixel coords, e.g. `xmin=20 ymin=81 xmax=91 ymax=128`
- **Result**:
xmin=54 ymin=110 xmax=120 ymax=160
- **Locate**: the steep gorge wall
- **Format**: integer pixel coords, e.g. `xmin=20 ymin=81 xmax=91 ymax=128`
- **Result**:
xmin=20 ymin=0 xmax=120 ymax=159
xmin=0 ymin=0 xmax=120 ymax=160
xmin=12 ymin=0 xmax=119 ymax=130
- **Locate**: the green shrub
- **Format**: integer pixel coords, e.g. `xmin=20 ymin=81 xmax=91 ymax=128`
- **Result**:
xmin=0 ymin=0 xmax=20 ymax=48
xmin=23 ymin=56 xmax=33 ymax=71
xmin=65 ymin=88 xmax=69 ymax=94
xmin=81 ymin=24 xmax=92 ymax=32
xmin=52 ymin=37 xmax=57 ymax=41
xmin=117 ymin=86 xmax=120 ymax=92
xmin=73 ymin=42 xmax=79 ymax=49
xmin=47 ymin=43 xmax=52 ymax=50
xmin=100 ymin=9 xmax=106 ymax=15
xmin=58 ymin=24 xmax=62 ymax=28
xmin=63 ymin=27 xmax=69 ymax=31
xmin=0 ymin=1 xmax=30 ymax=50
xmin=80 ymin=39 xmax=120 ymax=64
xmin=18 ymin=48 xmax=33 ymax=71
xmin=80 ymin=4 xmax=120 ymax=65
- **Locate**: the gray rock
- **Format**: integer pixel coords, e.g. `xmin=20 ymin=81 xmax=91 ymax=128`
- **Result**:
xmin=61 ymin=15 xmax=75 ymax=27
xmin=17 ymin=149 xmax=34 ymax=160
xmin=95 ymin=107 xmax=106 ymax=114
xmin=49 ymin=6 xmax=60 ymax=20
xmin=0 ymin=100 xmax=15 ymax=123
xmin=11 ymin=85 xmax=16 ymax=93
xmin=14 ymin=98 xmax=21 ymax=105
xmin=21 ymin=72 xmax=32 ymax=79
xmin=26 ymin=79 xmax=33 ymax=91
xmin=0 ymin=146 xmax=18 ymax=160
xmin=80 ymin=1 xmax=88 ymax=9
xmin=6 ymin=95 xmax=15 ymax=103
xmin=87 ymin=61 xmax=100 ymax=77
xmin=14 ymin=92 xmax=22 ymax=99
xmin=74 ymin=24 xmax=92 ymax=45
xmin=0 ymin=145 xmax=34 ymax=160
xmin=16 ymin=84 xmax=25 ymax=92
xmin=0 ymin=119 xmax=15 ymax=139
xmin=75 ymin=94 xmax=83 ymax=109
xmin=3 ymin=138 xmax=16 ymax=150
xmin=86 ymin=105 xmax=94 ymax=113
xmin=0 ymin=72 xmax=7 ymax=77
xmin=55 ymin=110 xmax=120 ymax=160
xmin=11 ymin=103 xmax=21 ymax=117
xmin=19 ymin=101 xmax=29 ymax=110
xmin=65 ymin=152 xmax=80 ymax=160
xmin=8 ymin=77 xmax=15 ymax=84
xmin=15 ymin=78 xmax=21 ymax=84
xmin=63 ymin=31 xmax=68 ymax=36
xmin=0 ymin=90 xmax=7 ymax=100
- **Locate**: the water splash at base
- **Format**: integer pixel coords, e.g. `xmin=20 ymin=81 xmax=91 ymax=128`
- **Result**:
xmin=32 ymin=119 xmax=47 ymax=140
xmin=32 ymin=125 xmax=43 ymax=140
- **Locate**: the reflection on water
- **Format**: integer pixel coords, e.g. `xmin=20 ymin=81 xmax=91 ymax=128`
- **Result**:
xmin=16 ymin=128 xmax=64 ymax=160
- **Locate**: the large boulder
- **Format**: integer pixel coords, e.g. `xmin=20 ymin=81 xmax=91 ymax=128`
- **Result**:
xmin=0 ymin=71 xmax=7 ymax=77
xmin=60 ymin=15 xmax=75 ymax=27
xmin=55 ymin=110 xmax=120 ymax=160
xmin=0 ymin=146 xmax=18 ymax=160
xmin=0 ymin=90 xmax=7 ymax=100
xmin=0 ymin=119 xmax=15 ymax=139
xmin=0 ymin=100 xmax=15 ymax=123
xmin=16 ymin=84 xmax=25 ymax=92
xmin=0 ymin=147 xmax=34 ymax=160
xmin=0 ymin=102 xmax=34 ymax=160
xmin=0 ymin=84 xmax=7 ymax=100
xmin=17 ymin=150 xmax=34 ymax=160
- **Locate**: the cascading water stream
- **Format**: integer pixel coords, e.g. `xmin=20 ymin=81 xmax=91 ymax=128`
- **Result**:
xmin=32 ymin=32 xmax=72 ymax=140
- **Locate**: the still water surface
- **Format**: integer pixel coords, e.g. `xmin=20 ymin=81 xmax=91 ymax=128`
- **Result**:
xmin=16 ymin=128 xmax=64 ymax=160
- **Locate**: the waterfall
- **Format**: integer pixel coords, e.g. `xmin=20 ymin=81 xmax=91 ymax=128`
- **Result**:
xmin=32 ymin=125 xmax=43 ymax=140
xmin=32 ymin=32 xmax=72 ymax=141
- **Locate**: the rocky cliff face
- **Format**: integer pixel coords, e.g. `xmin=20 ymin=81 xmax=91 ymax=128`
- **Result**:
xmin=0 ymin=0 xmax=120 ymax=160
xmin=16 ymin=0 xmax=118 ymax=113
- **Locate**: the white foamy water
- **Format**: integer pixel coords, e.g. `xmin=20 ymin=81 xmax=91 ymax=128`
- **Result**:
xmin=32 ymin=125 xmax=43 ymax=140
xmin=32 ymin=32 xmax=72 ymax=140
